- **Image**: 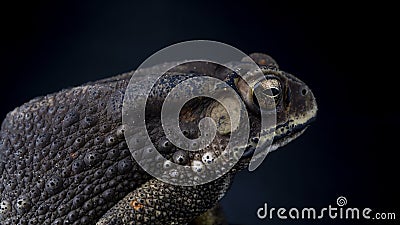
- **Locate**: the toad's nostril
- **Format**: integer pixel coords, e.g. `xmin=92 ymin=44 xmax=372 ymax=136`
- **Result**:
xmin=301 ymin=87 xmax=308 ymax=96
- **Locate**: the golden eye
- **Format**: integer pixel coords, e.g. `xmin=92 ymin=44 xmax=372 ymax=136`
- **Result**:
xmin=252 ymin=78 xmax=282 ymax=109
xmin=234 ymin=75 xmax=282 ymax=112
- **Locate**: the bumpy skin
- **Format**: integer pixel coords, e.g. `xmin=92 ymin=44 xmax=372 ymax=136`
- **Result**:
xmin=0 ymin=74 xmax=143 ymax=225
xmin=0 ymin=53 xmax=317 ymax=225
xmin=97 ymin=174 xmax=232 ymax=224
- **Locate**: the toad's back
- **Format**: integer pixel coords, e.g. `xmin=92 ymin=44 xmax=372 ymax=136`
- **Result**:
xmin=0 ymin=74 xmax=150 ymax=224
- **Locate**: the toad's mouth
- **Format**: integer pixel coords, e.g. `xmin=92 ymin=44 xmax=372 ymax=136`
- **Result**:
xmin=241 ymin=117 xmax=315 ymax=159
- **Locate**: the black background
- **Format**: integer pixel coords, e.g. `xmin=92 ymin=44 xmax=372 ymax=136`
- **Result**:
xmin=1 ymin=1 xmax=398 ymax=224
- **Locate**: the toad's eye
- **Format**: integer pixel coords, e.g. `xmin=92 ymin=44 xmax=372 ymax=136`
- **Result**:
xmin=235 ymin=75 xmax=282 ymax=113
xmin=252 ymin=78 xmax=282 ymax=108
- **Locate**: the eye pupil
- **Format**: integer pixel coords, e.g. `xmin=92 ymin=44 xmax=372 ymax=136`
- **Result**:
xmin=270 ymin=87 xmax=280 ymax=97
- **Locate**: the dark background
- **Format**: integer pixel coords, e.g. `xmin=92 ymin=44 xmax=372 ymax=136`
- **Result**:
xmin=1 ymin=1 xmax=398 ymax=224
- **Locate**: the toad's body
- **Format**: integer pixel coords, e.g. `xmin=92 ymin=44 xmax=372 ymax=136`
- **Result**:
xmin=0 ymin=53 xmax=317 ymax=225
